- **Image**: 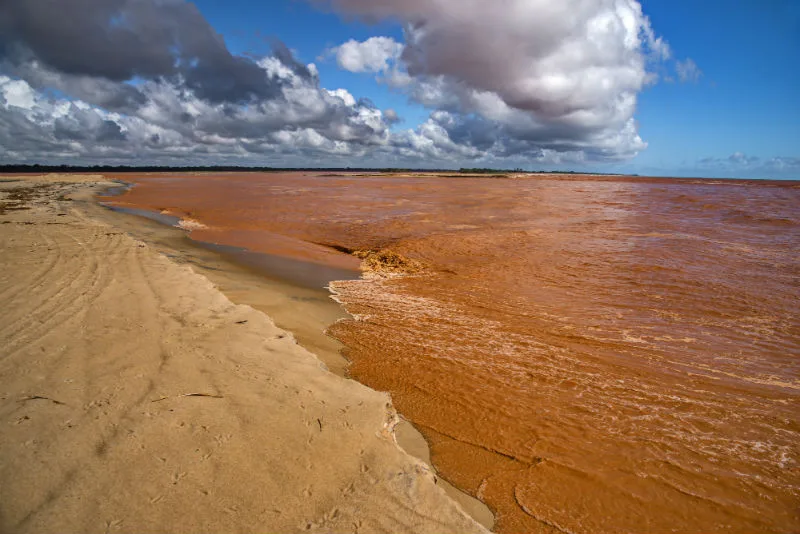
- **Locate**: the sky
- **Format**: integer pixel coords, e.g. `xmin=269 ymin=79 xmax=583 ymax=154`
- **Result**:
xmin=0 ymin=0 xmax=797 ymax=179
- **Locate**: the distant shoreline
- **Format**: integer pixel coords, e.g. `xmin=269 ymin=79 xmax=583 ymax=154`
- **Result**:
xmin=0 ymin=164 xmax=631 ymax=175
xmin=2 ymin=166 xmax=797 ymax=185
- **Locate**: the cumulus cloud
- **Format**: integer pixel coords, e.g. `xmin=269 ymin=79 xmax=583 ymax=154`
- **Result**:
xmin=676 ymin=58 xmax=702 ymax=83
xmin=0 ymin=69 xmax=399 ymax=165
xmin=332 ymin=37 xmax=404 ymax=73
xmin=1 ymin=0 xmax=677 ymax=167
xmin=0 ymin=0 xmax=413 ymax=165
xmin=316 ymin=0 xmax=673 ymax=161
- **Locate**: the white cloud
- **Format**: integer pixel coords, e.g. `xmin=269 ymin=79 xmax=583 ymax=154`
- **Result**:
xmin=728 ymin=151 xmax=757 ymax=165
xmin=0 ymin=68 xmax=404 ymax=165
xmin=326 ymin=88 xmax=357 ymax=107
xmin=332 ymin=37 xmax=404 ymax=73
xmin=676 ymin=58 xmax=702 ymax=83
xmin=693 ymin=153 xmax=800 ymax=179
xmin=0 ymin=76 xmax=37 ymax=110
xmin=321 ymin=0 xmax=672 ymax=162
xmin=0 ymin=0 xmax=688 ymax=167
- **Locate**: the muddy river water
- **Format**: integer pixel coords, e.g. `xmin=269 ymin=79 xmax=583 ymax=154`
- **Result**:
xmin=106 ymin=172 xmax=799 ymax=533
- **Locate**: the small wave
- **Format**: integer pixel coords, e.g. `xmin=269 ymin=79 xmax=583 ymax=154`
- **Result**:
xmin=353 ymin=249 xmax=425 ymax=278
xmin=177 ymin=218 xmax=209 ymax=231
xmin=722 ymin=209 xmax=797 ymax=226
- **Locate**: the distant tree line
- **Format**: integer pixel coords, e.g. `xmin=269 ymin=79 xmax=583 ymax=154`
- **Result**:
xmin=0 ymin=164 xmax=632 ymax=177
xmin=459 ymin=168 xmax=631 ymax=176
xmin=458 ymin=168 xmax=526 ymax=173
xmin=0 ymin=164 xmax=455 ymax=174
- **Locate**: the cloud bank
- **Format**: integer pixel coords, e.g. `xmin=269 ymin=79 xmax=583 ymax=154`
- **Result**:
xmin=0 ymin=0 xmax=685 ymax=166
xmin=696 ymin=152 xmax=800 ymax=178
xmin=0 ymin=0 xmax=405 ymax=165
xmin=320 ymin=0 xmax=678 ymax=161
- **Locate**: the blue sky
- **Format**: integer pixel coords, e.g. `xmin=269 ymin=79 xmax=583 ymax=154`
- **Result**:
xmin=194 ymin=0 xmax=800 ymax=178
xmin=629 ymin=0 xmax=800 ymax=177
xmin=1 ymin=0 xmax=798 ymax=178
xmin=190 ymin=1 xmax=426 ymax=126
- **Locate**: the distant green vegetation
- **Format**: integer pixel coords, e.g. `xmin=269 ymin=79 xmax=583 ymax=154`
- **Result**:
xmin=459 ymin=168 xmax=633 ymax=176
xmin=459 ymin=168 xmax=525 ymax=174
xmin=0 ymin=164 xmax=634 ymax=177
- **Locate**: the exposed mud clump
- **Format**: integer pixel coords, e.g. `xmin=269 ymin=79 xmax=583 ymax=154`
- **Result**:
xmin=354 ymin=249 xmax=425 ymax=277
xmin=0 ymin=184 xmax=54 ymax=215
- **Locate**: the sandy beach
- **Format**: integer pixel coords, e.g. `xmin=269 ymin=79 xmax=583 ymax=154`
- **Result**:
xmin=0 ymin=175 xmax=491 ymax=534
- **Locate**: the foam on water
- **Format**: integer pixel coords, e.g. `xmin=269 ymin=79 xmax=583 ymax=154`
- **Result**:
xmin=106 ymin=172 xmax=800 ymax=533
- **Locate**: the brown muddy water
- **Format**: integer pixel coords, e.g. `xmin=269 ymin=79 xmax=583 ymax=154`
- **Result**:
xmin=104 ymin=172 xmax=799 ymax=533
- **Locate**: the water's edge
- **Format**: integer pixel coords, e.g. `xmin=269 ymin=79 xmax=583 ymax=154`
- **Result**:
xmin=88 ymin=185 xmax=496 ymax=530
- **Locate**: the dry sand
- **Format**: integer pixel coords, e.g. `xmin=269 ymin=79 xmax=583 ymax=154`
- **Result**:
xmin=0 ymin=175 xmax=490 ymax=534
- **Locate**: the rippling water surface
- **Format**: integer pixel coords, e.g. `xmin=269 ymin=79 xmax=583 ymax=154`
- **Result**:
xmin=108 ymin=173 xmax=800 ymax=533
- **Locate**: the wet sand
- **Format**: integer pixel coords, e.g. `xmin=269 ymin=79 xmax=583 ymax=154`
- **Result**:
xmin=108 ymin=171 xmax=800 ymax=533
xmin=0 ymin=175 xmax=490 ymax=534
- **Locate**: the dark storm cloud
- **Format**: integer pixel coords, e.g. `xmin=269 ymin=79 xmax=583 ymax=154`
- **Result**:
xmin=5 ymin=59 xmax=149 ymax=112
xmin=0 ymin=0 xmax=401 ymax=165
xmin=270 ymin=41 xmax=314 ymax=81
xmin=53 ymin=115 xmax=124 ymax=142
xmin=0 ymin=0 xmax=285 ymax=103
xmin=96 ymin=120 xmax=127 ymax=142
xmin=53 ymin=117 xmax=89 ymax=141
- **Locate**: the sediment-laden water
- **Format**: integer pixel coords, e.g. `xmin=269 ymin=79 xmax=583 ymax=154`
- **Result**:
xmin=107 ymin=172 xmax=800 ymax=533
